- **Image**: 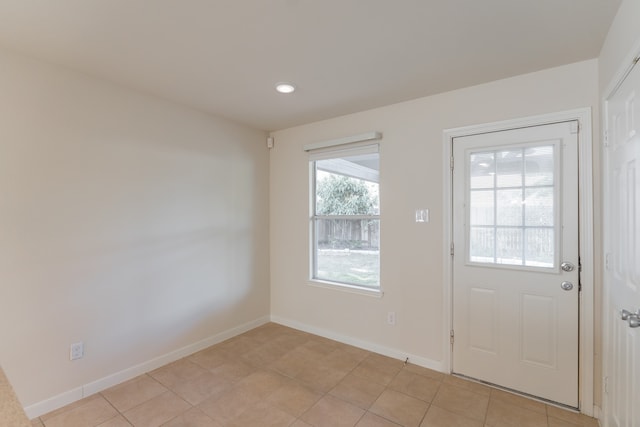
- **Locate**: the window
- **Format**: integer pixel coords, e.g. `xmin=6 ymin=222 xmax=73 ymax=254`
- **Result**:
xmin=468 ymin=144 xmax=556 ymax=268
xmin=309 ymin=144 xmax=380 ymax=289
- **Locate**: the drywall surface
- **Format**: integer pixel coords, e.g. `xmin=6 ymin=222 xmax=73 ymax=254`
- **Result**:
xmin=270 ymin=59 xmax=599 ymax=369
xmin=0 ymin=48 xmax=270 ymax=409
xmin=599 ymin=0 xmax=640 ymax=93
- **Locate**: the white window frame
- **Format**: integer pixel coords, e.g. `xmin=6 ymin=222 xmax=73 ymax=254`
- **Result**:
xmin=305 ymin=133 xmax=382 ymax=296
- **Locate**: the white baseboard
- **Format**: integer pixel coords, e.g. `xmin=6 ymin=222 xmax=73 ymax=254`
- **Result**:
xmin=270 ymin=315 xmax=445 ymax=373
xmin=24 ymin=387 xmax=84 ymax=421
xmin=24 ymin=316 xmax=270 ymax=419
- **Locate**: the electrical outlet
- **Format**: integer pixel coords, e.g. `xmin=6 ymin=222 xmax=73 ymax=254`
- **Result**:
xmin=70 ymin=342 xmax=84 ymax=361
xmin=387 ymin=311 xmax=396 ymax=325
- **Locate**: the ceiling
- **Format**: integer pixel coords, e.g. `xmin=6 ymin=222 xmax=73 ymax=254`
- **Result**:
xmin=0 ymin=1 xmax=621 ymax=131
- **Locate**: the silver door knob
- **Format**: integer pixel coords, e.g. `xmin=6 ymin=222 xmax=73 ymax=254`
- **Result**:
xmin=621 ymin=308 xmax=640 ymax=321
xmin=620 ymin=309 xmax=640 ymax=328
xmin=561 ymin=262 xmax=575 ymax=272
xmin=621 ymin=309 xmax=637 ymax=320
xmin=561 ymin=281 xmax=573 ymax=291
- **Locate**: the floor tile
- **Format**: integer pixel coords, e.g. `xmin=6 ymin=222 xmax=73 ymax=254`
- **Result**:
xmin=270 ymin=331 xmax=310 ymax=352
xmin=170 ymin=371 xmax=232 ymax=405
xmin=351 ymin=354 xmax=403 ymax=386
xmin=301 ymin=394 xmax=366 ymax=427
xmin=339 ymin=344 xmax=371 ymax=360
xmin=122 ymin=391 xmax=190 ymax=427
xmin=485 ymin=399 xmax=548 ymax=427
xmin=187 ymin=346 xmax=229 ymax=371
xmin=41 ymin=394 xmax=119 ymax=427
xmin=40 ymin=395 xmax=108 ymax=422
xmin=329 ymin=373 xmax=387 ymax=409
xmin=265 ymin=381 xmax=323 ymax=417
xmin=233 ymin=370 xmax=289 ymax=399
xmin=216 ymin=336 xmax=261 ymax=358
xmin=302 ymin=337 xmax=341 ymax=357
xmin=160 ymin=407 xmax=220 ymax=427
xmin=148 ymin=359 xmax=209 ymax=389
xmin=242 ymin=342 xmax=291 ymax=367
xmin=369 ymin=389 xmax=429 ymax=427
xmin=296 ymin=363 xmax=350 ymax=393
xmin=355 ymin=412 xmax=402 ymax=426
xmin=97 ymin=415 xmax=133 ymax=427
xmin=442 ymin=376 xmax=492 ymax=396
xmin=31 ymin=419 xmax=45 ymax=427
xmin=420 ymin=405 xmax=483 ymax=427
xmin=489 ymin=389 xmax=546 ymax=415
xmin=548 ymin=417 xmax=586 ymax=427
xmin=431 ymin=383 xmax=489 ymax=422
xmin=210 ymin=359 xmax=257 ymax=383
xmin=403 ymin=364 xmax=445 ymax=382
xmin=269 ymin=349 xmax=315 ymax=378
xmin=388 ymin=370 xmax=441 ymax=403
xmin=226 ymin=401 xmax=296 ymax=427
xmin=101 ymin=375 xmax=167 ymax=413
xmin=546 ymin=405 xmax=599 ymax=427
xmin=197 ymin=387 xmax=260 ymax=425
xmin=321 ymin=347 xmax=366 ymax=372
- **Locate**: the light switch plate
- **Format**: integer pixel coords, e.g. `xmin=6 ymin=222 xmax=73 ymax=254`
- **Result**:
xmin=415 ymin=209 xmax=429 ymax=223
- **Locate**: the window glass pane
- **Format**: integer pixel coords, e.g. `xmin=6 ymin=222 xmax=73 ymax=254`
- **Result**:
xmin=496 ymin=189 xmax=523 ymax=226
xmin=314 ymin=218 xmax=380 ymax=287
xmin=315 ymin=155 xmax=379 ymax=215
xmin=470 ymin=190 xmax=495 ymax=226
xmin=525 ymin=228 xmax=554 ymax=267
xmin=496 ymin=227 xmax=523 ymax=265
xmin=470 ymin=152 xmax=495 ymax=189
xmin=311 ymin=150 xmax=380 ymax=289
xmin=496 ymin=149 xmax=523 ymax=188
xmin=470 ymin=227 xmax=495 ymax=263
xmin=467 ymin=144 xmax=556 ymax=269
xmin=525 ymin=146 xmax=554 ymax=186
xmin=525 ymin=187 xmax=554 ymax=226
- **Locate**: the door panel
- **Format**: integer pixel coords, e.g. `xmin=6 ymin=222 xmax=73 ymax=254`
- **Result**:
xmin=468 ymin=287 xmax=498 ymax=353
xmin=452 ymin=121 xmax=579 ymax=407
xmin=603 ymin=59 xmax=640 ymax=427
xmin=521 ymin=294 xmax=556 ymax=368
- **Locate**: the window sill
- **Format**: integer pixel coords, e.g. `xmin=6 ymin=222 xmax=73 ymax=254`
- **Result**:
xmin=307 ymin=279 xmax=383 ymax=298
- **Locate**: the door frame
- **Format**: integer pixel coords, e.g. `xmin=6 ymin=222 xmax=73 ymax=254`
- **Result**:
xmin=442 ymin=108 xmax=595 ymax=415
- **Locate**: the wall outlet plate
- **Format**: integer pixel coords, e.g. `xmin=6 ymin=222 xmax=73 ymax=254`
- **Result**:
xmin=387 ymin=311 xmax=396 ymax=325
xmin=70 ymin=342 xmax=84 ymax=360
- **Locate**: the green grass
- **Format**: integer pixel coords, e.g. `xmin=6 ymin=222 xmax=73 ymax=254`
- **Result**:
xmin=316 ymin=249 xmax=379 ymax=287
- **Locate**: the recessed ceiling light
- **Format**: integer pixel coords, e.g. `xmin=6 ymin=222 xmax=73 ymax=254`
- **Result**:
xmin=275 ymin=82 xmax=296 ymax=94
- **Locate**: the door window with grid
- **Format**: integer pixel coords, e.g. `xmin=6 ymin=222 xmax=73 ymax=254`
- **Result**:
xmin=468 ymin=144 xmax=558 ymax=268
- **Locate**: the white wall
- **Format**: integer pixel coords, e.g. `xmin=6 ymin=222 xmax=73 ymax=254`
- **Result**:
xmin=0 ymin=48 xmax=270 ymax=412
xmin=270 ymin=60 xmax=599 ymax=370
xmin=599 ymin=0 xmax=640 ymax=93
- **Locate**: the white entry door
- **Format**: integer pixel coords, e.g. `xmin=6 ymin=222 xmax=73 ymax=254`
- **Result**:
xmin=602 ymin=59 xmax=640 ymax=427
xmin=452 ymin=121 xmax=580 ymax=407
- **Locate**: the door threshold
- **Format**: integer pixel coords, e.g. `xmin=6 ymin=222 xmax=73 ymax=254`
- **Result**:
xmin=451 ymin=373 xmax=579 ymax=412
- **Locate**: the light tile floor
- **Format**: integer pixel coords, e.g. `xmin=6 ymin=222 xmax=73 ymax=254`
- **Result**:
xmin=30 ymin=323 xmax=599 ymax=427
